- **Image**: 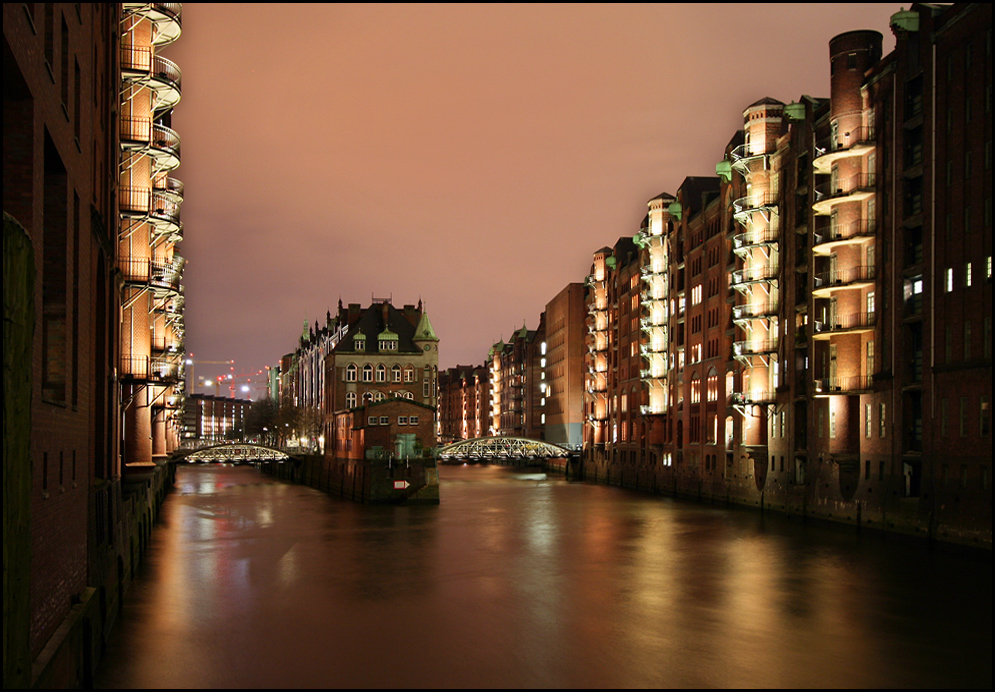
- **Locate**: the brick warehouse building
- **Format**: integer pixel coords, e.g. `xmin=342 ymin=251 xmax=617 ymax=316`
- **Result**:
xmin=4 ymin=3 xmax=182 ymax=686
xmin=574 ymin=3 xmax=990 ymax=545
xmin=441 ymin=4 xmax=989 ymax=545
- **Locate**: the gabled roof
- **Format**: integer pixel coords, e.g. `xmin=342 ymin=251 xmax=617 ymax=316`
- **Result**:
xmin=335 ymin=302 xmax=422 ymax=353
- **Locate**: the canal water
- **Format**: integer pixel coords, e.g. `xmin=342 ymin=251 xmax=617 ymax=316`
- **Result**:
xmin=95 ymin=463 xmax=991 ymax=688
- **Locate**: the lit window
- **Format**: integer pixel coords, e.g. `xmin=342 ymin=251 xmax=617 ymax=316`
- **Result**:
xmin=946 ymin=268 xmax=954 ymax=292
xmin=965 ymin=262 xmax=973 ymax=287
xmin=392 ymin=365 xmax=402 ymax=382
xmin=346 ymin=392 xmax=357 ymax=408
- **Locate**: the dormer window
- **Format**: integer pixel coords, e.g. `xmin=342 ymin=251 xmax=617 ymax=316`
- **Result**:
xmin=379 ymin=340 xmax=398 ymax=351
xmin=354 ymin=334 xmax=366 ymax=351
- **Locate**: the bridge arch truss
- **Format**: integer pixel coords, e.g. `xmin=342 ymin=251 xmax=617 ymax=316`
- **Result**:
xmin=184 ymin=444 xmax=290 ymax=463
xmin=438 ymin=436 xmax=572 ymax=461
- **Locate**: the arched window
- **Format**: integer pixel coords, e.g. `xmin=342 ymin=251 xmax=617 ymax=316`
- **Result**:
xmin=362 ymin=364 xmax=373 ymax=382
xmin=374 ymin=391 xmax=385 ymax=402
xmin=376 ymin=364 xmax=387 ymax=382
xmin=707 ymin=368 xmax=719 ymax=402
xmin=691 ymin=372 xmax=701 ymax=404
xmin=392 ymin=365 xmax=402 ymax=382
xmin=404 ymin=366 xmax=415 ymax=382
xmin=346 ymin=363 xmax=357 ymax=382
xmin=363 ymin=391 xmax=374 ymax=403
xmin=345 ymin=392 xmax=357 ymax=408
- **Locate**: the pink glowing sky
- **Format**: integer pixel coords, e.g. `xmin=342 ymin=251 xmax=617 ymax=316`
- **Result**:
xmin=164 ymin=3 xmax=898 ymax=397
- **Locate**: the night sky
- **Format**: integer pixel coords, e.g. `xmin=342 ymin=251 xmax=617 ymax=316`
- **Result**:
xmin=164 ymin=4 xmax=898 ymax=397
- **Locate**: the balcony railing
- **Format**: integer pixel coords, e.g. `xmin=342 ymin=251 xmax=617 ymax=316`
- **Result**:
xmin=123 ymin=3 xmax=183 ymax=46
xmin=813 ymin=312 xmax=876 ymax=335
xmin=813 ymin=173 xmax=876 ymax=205
xmin=814 ymin=125 xmax=876 ymax=159
xmin=119 ymin=257 xmax=184 ymax=292
xmin=813 ymin=265 xmax=875 ymax=291
xmin=733 ymin=338 xmax=779 ymax=356
xmin=732 ymin=390 xmax=776 ymax=405
xmin=812 ymin=218 xmax=877 ymax=252
xmin=813 ymin=376 xmax=873 ymax=394
xmin=732 ymin=301 xmax=779 ymax=321
xmin=733 ymin=227 xmax=779 ymax=252
xmin=731 ymin=264 xmax=779 ymax=287
xmin=119 ymin=187 xmax=181 ymax=232
xmin=120 ymin=355 xmax=182 ymax=382
xmin=733 ymin=193 xmax=778 ymax=220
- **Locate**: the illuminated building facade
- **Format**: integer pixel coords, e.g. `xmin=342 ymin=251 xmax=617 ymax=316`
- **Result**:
xmin=488 ymin=320 xmax=545 ymax=439
xmin=4 ymin=4 xmax=180 ymax=685
xmin=118 ymin=2 xmax=185 ymax=476
xmin=182 ymin=393 xmax=251 ymax=445
xmin=542 ymin=283 xmax=587 ymax=448
xmin=438 ymin=364 xmax=490 ymax=443
xmin=317 ymin=299 xmax=439 ymax=447
xmin=571 ymin=3 xmax=990 ymax=543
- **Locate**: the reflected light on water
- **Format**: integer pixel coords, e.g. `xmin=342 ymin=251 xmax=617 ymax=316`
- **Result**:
xmin=94 ymin=464 xmax=991 ymax=689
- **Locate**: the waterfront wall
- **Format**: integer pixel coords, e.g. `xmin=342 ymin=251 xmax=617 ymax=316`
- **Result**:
xmin=261 ymin=455 xmax=440 ymax=504
xmin=572 ymin=450 xmax=990 ymax=549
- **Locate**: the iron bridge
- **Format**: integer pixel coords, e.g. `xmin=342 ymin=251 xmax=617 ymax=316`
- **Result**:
xmin=438 ymin=436 xmax=573 ymax=461
xmin=183 ymin=444 xmax=290 ymax=463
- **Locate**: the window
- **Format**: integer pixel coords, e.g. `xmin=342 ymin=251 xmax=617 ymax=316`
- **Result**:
xmin=409 ymin=416 xmax=419 ymax=425
xmin=404 ymin=367 xmax=415 ymax=382
xmin=866 ymin=404 xmax=872 ymax=438
xmin=368 ymin=416 xmax=378 ymax=426
xmin=866 ymin=291 xmax=875 ymax=314
xmin=945 ymin=268 xmax=954 ymax=292
xmin=966 ymin=262 xmax=973 ymax=287
xmin=362 ymin=364 xmax=373 ymax=382
xmin=380 ymin=416 xmax=390 ymax=426
xmin=879 ymin=403 xmax=886 ymax=438
xmin=398 ymin=416 xmax=408 ymax=426
xmin=346 ymin=363 xmax=357 ymax=382
xmin=354 ymin=337 xmax=366 ymax=351
xmin=346 ymin=392 xmax=357 ymax=408
xmin=376 ymin=364 xmax=386 ymax=382
xmin=392 ymin=365 xmax=402 ymax=382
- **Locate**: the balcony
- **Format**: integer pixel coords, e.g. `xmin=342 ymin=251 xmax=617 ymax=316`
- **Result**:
xmin=812 ymin=125 xmax=876 ymax=173
xmin=120 ymin=257 xmax=184 ymax=294
xmin=120 ymin=354 xmax=182 ymax=383
xmin=121 ymin=47 xmax=182 ymax=111
xmin=733 ymin=338 xmax=778 ymax=357
xmin=731 ymin=264 xmax=779 ymax=289
xmin=812 ymin=312 xmax=876 ymax=339
xmin=812 ymin=174 xmax=876 ymax=215
xmin=733 ymin=227 xmax=779 ymax=255
xmin=119 ymin=118 xmax=181 ymax=170
xmin=813 ymin=376 xmax=873 ymax=396
xmin=732 ymin=193 xmax=778 ymax=224
xmin=732 ymin=301 xmax=779 ymax=323
xmin=732 ymin=390 xmax=776 ymax=406
xmin=812 ymin=218 xmax=876 ymax=255
xmin=812 ymin=265 xmax=875 ymax=296
xmin=728 ymin=143 xmax=769 ymax=176
xmin=123 ymin=3 xmax=182 ymax=46
xmin=120 ymin=186 xmax=182 ymax=239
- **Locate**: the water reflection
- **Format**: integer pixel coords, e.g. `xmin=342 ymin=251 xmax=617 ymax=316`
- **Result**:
xmin=95 ymin=464 xmax=991 ymax=688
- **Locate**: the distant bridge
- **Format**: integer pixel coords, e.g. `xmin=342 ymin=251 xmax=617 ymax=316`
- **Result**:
xmin=180 ymin=443 xmax=291 ymax=463
xmin=438 ymin=436 xmax=575 ymax=462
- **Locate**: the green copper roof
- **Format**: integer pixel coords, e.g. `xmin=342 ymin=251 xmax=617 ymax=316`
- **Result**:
xmin=413 ymin=311 xmax=439 ymax=342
